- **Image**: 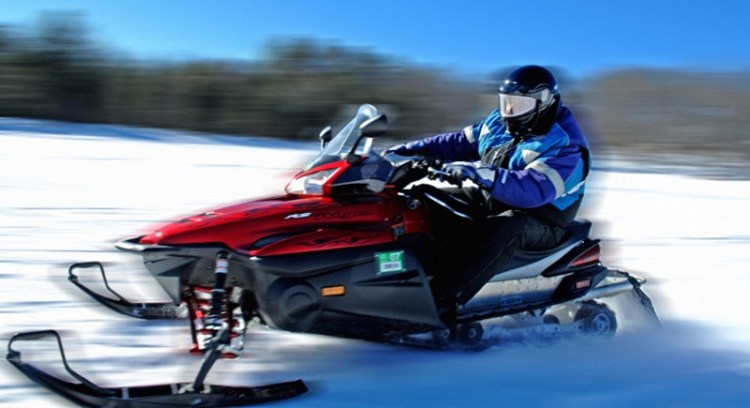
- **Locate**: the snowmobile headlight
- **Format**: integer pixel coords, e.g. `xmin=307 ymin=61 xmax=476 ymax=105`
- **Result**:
xmin=285 ymin=168 xmax=339 ymax=195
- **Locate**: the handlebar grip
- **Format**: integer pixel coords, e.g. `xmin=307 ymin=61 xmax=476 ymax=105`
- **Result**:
xmin=426 ymin=168 xmax=463 ymax=187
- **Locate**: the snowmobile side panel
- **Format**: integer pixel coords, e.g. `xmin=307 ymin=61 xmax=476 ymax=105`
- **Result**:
xmin=249 ymin=237 xmax=445 ymax=334
xmin=251 ymin=228 xmax=393 ymax=257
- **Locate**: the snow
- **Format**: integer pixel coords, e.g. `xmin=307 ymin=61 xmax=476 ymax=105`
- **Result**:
xmin=1 ymin=118 xmax=749 ymax=407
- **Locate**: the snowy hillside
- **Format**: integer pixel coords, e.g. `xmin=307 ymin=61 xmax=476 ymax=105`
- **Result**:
xmin=1 ymin=119 xmax=749 ymax=407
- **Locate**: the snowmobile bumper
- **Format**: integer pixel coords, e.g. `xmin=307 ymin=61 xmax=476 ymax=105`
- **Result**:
xmin=115 ymin=236 xmax=176 ymax=253
xmin=68 ymin=262 xmax=183 ymax=319
xmin=6 ymin=330 xmax=308 ymax=408
xmin=113 ymin=236 xmax=254 ymax=305
xmin=582 ymin=269 xmax=660 ymax=324
xmin=580 ymin=269 xmax=646 ymax=301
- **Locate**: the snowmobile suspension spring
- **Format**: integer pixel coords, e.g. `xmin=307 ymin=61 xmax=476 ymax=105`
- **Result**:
xmin=208 ymin=252 xmax=229 ymax=319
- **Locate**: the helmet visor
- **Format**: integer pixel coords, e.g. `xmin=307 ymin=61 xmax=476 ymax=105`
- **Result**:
xmin=499 ymin=94 xmax=537 ymax=118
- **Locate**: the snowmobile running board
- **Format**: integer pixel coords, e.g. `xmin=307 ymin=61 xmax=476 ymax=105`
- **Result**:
xmin=452 ymin=269 xmax=658 ymax=325
xmin=6 ymin=329 xmax=308 ymax=407
xmin=68 ymin=262 xmax=182 ymax=320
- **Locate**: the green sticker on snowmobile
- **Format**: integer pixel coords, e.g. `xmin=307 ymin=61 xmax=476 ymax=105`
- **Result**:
xmin=375 ymin=251 xmax=405 ymax=274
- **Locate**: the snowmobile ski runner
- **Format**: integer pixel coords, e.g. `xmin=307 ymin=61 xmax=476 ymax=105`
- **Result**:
xmin=6 ymin=329 xmax=307 ymax=407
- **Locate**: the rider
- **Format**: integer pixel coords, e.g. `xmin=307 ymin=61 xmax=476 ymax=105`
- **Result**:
xmin=387 ymin=65 xmax=591 ymax=307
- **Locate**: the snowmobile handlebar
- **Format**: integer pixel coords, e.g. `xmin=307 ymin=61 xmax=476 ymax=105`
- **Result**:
xmin=380 ymin=153 xmax=443 ymax=190
xmin=381 ymin=153 xmax=467 ymax=188
xmin=426 ymin=166 xmax=465 ymax=187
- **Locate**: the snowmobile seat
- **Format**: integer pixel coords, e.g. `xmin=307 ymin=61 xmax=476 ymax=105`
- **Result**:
xmin=560 ymin=219 xmax=593 ymax=242
xmin=509 ymin=220 xmax=592 ymax=261
xmin=537 ymin=219 xmax=591 ymax=252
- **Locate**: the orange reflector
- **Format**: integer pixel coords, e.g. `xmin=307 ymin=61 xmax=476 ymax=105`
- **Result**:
xmin=321 ymin=285 xmax=346 ymax=297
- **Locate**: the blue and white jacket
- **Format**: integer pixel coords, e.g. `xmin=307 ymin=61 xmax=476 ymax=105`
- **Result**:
xmin=417 ymin=105 xmax=591 ymax=225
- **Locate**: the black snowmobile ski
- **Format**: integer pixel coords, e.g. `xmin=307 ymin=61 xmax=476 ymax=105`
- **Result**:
xmin=68 ymin=262 xmax=182 ymax=320
xmin=6 ymin=329 xmax=308 ymax=407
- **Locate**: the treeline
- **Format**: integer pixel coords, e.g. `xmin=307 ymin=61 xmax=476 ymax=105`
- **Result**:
xmin=0 ymin=13 xmax=480 ymax=140
xmin=2 ymin=13 xmax=750 ymax=162
xmin=584 ymin=69 xmax=750 ymax=161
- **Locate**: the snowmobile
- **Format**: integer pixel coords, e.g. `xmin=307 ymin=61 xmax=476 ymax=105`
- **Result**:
xmin=7 ymin=104 xmax=658 ymax=407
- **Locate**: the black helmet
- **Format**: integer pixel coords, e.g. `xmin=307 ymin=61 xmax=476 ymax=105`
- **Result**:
xmin=498 ymin=65 xmax=560 ymax=136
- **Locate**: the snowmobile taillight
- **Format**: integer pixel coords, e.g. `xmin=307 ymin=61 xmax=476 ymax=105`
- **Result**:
xmin=570 ymin=243 xmax=601 ymax=268
xmin=321 ymin=285 xmax=346 ymax=297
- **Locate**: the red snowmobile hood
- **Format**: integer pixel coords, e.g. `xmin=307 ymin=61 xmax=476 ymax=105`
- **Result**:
xmin=137 ymin=194 xmax=400 ymax=255
xmin=139 ymin=195 xmax=291 ymax=243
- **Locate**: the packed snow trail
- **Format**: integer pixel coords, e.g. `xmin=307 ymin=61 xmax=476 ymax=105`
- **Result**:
xmin=1 ymin=120 xmax=749 ymax=407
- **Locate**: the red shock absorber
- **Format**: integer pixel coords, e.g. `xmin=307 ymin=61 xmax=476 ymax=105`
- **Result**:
xmin=185 ymin=252 xmax=247 ymax=357
xmin=186 ymin=286 xmax=212 ymax=354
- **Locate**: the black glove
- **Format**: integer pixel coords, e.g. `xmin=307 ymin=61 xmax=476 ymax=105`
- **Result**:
xmin=442 ymin=162 xmax=496 ymax=190
xmin=385 ymin=140 xmax=427 ymax=156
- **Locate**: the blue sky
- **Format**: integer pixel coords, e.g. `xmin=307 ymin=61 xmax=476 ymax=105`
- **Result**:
xmin=3 ymin=0 xmax=750 ymax=78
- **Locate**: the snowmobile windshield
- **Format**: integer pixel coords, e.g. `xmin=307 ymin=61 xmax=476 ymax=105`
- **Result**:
xmin=303 ymin=104 xmax=380 ymax=171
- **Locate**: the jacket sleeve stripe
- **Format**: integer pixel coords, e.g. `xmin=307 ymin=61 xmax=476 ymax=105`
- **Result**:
xmin=463 ymin=125 xmax=475 ymax=143
xmin=526 ymin=160 xmax=566 ymax=198
xmin=521 ymin=149 xmax=541 ymax=164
